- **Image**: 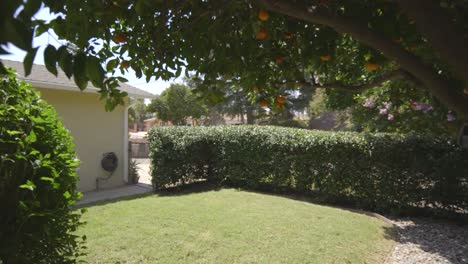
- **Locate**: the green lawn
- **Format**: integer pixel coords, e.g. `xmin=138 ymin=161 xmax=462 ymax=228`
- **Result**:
xmin=77 ymin=189 xmax=395 ymax=263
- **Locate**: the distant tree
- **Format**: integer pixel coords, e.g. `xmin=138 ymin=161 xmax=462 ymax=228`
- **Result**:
xmin=128 ymin=98 xmax=149 ymax=124
xmin=147 ymin=84 xmax=206 ymax=125
xmin=307 ymin=80 xmax=461 ymax=135
xmin=186 ymin=76 xmax=263 ymax=125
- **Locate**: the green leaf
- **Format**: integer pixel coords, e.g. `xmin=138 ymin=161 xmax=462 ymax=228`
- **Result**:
xmin=3 ymin=18 xmax=33 ymax=51
xmin=86 ymin=56 xmax=105 ymax=88
xmin=25 ymin=130 xmax=37 ymax=143
xmin=40 ymin=177 xmax=55 ymax=182
xmin=44 ymin=45 xmax=58 ymax=76
xmin=0 ymin=46 xmax=9 ymax=55
xmin=0 ymin=61 xmax=7 ymax=74
xmin=29 ymin=115 xmax=46 ymax=124
xmin=175 ymin=67 xmax=182 ymax=77
xmin=117 ymin=77 xmax=128 ymax=83
xmin=21 ymin=0 xmax=42 ymax=17
xmin=106 ymin=58 xmax=119 ymax=72
xmin=58 ymin=46 xmax=73 ymax=78
xmin=30 ymin=150 xmax=40 ymax=155
xmin=135 ymin=0 xmax=147 ymax=16
xmin=19 ymin=180 xmax=36 ymax=191
xmin=63 ymin=191 xmax=72 ymax=199
xmin=73 ymin=53 xmax=88 ymax=90
xmin=134 ymin=66 xmax=142 ymax=78
xmin=23 ymin=47 xmax=38 ymax=76
xmin=7 ymin=130 xmax=22 ymax=135
xmin=34 ymin=20 xmax=48 ymax=37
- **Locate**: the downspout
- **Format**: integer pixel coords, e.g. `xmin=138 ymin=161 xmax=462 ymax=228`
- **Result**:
xmin=123 ymin=100 xmax=132 ymax=184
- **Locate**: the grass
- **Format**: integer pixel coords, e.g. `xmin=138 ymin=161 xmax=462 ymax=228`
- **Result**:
xmin=77 ymin=188 xmax=395 ymax=263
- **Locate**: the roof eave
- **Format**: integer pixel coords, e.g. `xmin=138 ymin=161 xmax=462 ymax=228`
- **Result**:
xmin=26 ymin=80 xmax=156 ymax=98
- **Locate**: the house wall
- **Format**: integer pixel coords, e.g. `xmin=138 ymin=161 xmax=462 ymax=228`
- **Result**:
xmin=37 ymin=88 xmax=127 ymax=192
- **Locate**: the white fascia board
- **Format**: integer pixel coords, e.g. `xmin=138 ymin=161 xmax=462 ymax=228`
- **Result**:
xmin=26 ymin=80 xmax=100 ymax=94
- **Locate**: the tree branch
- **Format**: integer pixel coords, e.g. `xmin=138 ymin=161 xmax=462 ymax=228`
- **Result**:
xmin=256 ymin=0 xmax=468 ymax=117
xmin=282 ymin=69 xmax=410 ymax=92
xmin=396 ymin=0 xmax=468 ymax=86
xmin=315 ymin=69 xmax=410 ymax=92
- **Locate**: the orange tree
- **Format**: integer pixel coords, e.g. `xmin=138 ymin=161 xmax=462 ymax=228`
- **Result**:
xmin=1 ymin=0 xmax=468 ymax=118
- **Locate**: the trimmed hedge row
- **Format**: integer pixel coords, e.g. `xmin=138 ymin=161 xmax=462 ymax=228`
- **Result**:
xmin=148 ymin=126 xmax=467 ymax=215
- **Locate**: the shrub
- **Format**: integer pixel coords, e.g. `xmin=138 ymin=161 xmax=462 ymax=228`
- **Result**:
xmin=129 ymin=160 xmax=140 ymax=184
xmin=149 ymin=126 xmax=467 ymax=216
xmin=267 ymin=119 xmax=308 ymax=129
xmin=0 ymin=70 xmax=84 ymax=263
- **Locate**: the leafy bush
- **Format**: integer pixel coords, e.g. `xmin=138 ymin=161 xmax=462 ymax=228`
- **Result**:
xmin=0 ymin=70 xmax=84 ymax=263
xmin=129 ymin=160 xmax=140 ymax=184
xmin=149 ymin=126 xmax=467 ymax=216
xmin=315 ymin=80 xmax=461 ymax=135
xmin=267 ymin=119 xmax=308 ymax=129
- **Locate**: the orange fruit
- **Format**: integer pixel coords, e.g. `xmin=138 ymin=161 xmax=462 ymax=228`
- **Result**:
xmin=256 ymin=28 xmax=267 ymax=40
xmin=365 ymin=63 xmax=380 ymax=71
xmin=120 ymin=60 xmax=130 ymax=69
xmin=258 ymin=10 xmax=269 ymax=21
xmin=275 ymin=56 xmax=283 ymax=65
xmin=276 ymin=95 xmax=286 ymax=104
xmin=320 ymin=55 xmax=331 ymax=61
xmin=113 ymin=32 xmax=127 ymax=43
xmin=283 ymin=33 xmax=294 ymax=40
xmin=259 ymin=100 xmax=269 ymax=107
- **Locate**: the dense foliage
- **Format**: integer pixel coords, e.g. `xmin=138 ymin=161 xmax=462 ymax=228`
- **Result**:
xmin=0 ymin=70 xmax=84 ymax=263
xmin=2 ymin=1 xmax=468 ymax=117
xmin=147 ymin=84 xmax=206 ymax=125
xmin=128 ymin=98 xmax=150 ymax=124
xmin=309 ymin=81 xmax=462 ymax=135
xmin=351 ymin=81 xmax=461 ymax=135
xmin=149 ymin=126 xmax=467 ymax=216
xmin=187 ymin=76 xmax=262 ymax=125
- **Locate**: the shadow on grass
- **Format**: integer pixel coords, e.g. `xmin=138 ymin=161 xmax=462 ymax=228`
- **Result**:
xmin=78 ymin=181 xmax=467 ymax=263
xmin=156 ymin=181 xmax=468 ymax=263
xmin=156 ymin=180 xmax=222 ymax=196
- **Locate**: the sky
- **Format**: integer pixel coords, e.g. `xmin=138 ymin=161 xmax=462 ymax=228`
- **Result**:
xmin=0 ymin=7 xmax=182 ymax=95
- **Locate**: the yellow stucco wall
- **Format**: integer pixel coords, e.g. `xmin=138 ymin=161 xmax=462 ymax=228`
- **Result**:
xmin=37 ymin=88 xmax=127 ymax=192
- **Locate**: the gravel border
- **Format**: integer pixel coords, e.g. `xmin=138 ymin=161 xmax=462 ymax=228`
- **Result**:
xmin=386 ymin=218 xmax=467 ymax=264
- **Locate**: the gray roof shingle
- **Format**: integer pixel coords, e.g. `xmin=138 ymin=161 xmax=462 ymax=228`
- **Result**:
xmin=2 ymin=59 xmax=156 ymax=98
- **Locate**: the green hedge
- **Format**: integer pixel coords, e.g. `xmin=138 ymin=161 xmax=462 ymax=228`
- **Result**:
xmin=0 ymin=70 xmax=84 ymax=263
xmin=148 ymin=126 xmax=467 ymax=215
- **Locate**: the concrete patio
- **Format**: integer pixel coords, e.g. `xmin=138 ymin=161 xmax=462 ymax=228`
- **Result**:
xmin=75 ymin=183 xmax=153 ymax=207
xmin=74 ymin=158 xmax=153 ymax=207
xmin=134 ymin=158 xmax=152 ymax=184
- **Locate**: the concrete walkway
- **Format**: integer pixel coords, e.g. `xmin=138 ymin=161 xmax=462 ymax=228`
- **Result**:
xmin=134 ymin=158 xmax=151 ymax=184
xmin=75 ymin=158 xmax=153 ymax=207
xmin=75 ymin=183 xmax=153 ymax=207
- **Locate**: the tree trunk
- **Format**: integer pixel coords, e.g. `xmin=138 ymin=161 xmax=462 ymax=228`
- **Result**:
xmin=240 ymin=112 xmax=245 ymax=124
xmin=246 ymin=107 xmax=255 ymax=124
xmin=396 ymin=0 xmax=468 ymax=86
